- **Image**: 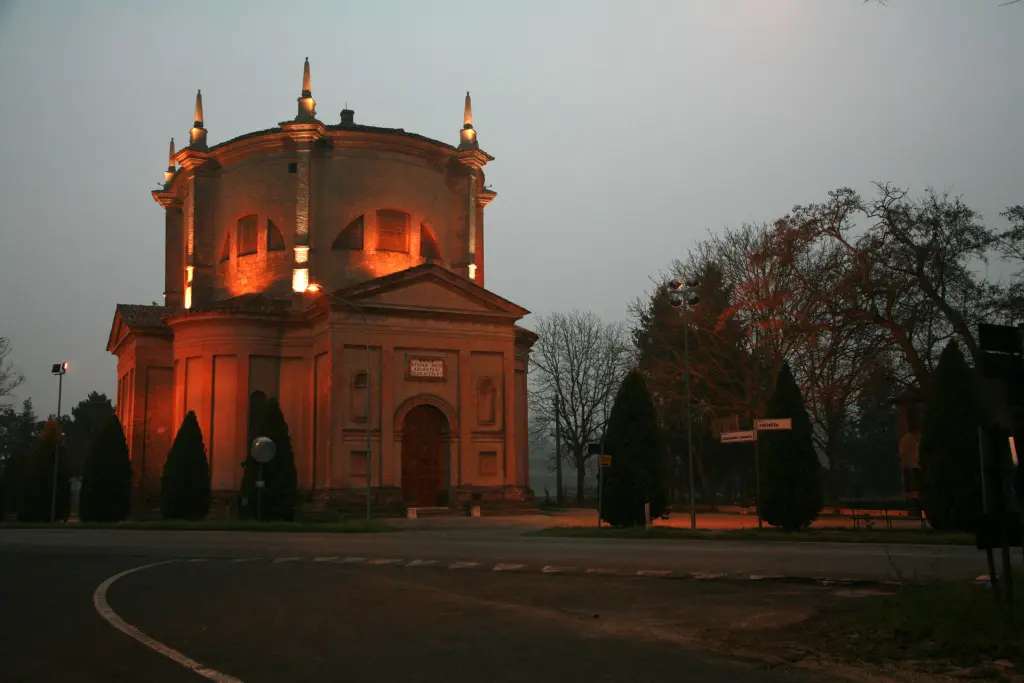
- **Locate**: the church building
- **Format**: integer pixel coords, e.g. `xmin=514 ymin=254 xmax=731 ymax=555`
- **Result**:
xmin=106 ymin=59 xmax=536 ymax=511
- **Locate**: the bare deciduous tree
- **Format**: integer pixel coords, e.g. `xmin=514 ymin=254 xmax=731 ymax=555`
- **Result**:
xmin=0 ymin=338 xmax=24 ymax=401
xmin=528 ymin=311 xmax=634 ymax=503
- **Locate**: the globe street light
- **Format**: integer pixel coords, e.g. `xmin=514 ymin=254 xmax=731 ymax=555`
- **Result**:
xmin=667 ymin=278 xmax=700 ymax=530
xmin=50 ymin=362 xmax=68 ymax=523
xmin=305 ymin=283 xmax=373 ymax=521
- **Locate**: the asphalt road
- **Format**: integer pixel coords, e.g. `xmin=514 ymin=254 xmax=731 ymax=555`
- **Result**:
xmin=0 ymin=527 xmax=986 ymax=582
xmin=0 ymin=546 xmax=839 ymax=683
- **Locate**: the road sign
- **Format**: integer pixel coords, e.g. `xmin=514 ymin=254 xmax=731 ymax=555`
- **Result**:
xmin=600 ymin=455 xmax=612 ymax=467
xmin=755 ymin=418 xmax=792 ymax=431
xmin=720 ymin=430 xmax=756 ymax=443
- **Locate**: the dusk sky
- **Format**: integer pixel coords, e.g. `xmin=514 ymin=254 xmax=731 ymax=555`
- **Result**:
xmin=0 ymin=0 xmax=1021 ymax=419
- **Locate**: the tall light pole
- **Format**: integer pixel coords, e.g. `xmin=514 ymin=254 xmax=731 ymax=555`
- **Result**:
xmin=668 ymin=278 xmax=700 ymax=530
xmin=50 ymin=362 xmax=68 ymax=523
xmin=306 ymin=284 xmax=372 ymax=521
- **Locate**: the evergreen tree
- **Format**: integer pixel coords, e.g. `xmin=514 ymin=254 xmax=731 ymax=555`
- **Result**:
xmin=759 ymin=363 xmax=822 ymax=531
xmin=65 ymin=392 xmax=114 ymax=479
xmin=601 ymin=370 xmax=668 ymax=526
xmin=240 ymin=398 xmax=297 ymax=521
xmin=918 ymin=341 xmax=984 ymax=532
xmin=160 ymin=411 xmax=211 ymax=521
xmin=0 ymin=400 xmax=43 ymax=520
xmin=16 ymin=420 xmax=70 ymax=522
xmin=79 ymin=414 xmax=132 ymax=522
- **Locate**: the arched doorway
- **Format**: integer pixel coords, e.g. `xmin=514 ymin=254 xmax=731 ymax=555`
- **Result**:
xmin=401 ymin=404 xmax=449 ymax=506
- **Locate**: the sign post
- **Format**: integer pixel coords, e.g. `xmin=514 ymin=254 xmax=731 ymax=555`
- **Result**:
xmin=250 ymin=437 xmax=276 ymax=522
xmin=589 ymin=443 xmax=608 ymax=528
xmin=720 ymin=420 xmax=792 ymax=530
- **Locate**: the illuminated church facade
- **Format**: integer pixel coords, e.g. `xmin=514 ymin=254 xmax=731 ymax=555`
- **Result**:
xmin=106 ymin=59 xmax=535 ymax=511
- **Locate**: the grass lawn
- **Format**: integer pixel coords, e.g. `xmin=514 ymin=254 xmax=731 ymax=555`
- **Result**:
xmin=0 ymin=519 xmax=394 ymax=533
xmin=806 ymin=574 xmax=1024 ymax=679
xmin=531 ymin=525 xmax=974 ymax=545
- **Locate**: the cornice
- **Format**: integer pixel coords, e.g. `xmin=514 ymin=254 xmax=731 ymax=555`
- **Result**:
xmin=476 ymin=188 xmax=497 ymax=208
xmin=174 ymin=148 xmax=215 ymax=172
xmin=455 ymin=147 xmax=494 ymax=170
xmin=151 ymin=189 xmax=181 ymax=209
xmin=279 ymin=120 xmax=327 ymax=144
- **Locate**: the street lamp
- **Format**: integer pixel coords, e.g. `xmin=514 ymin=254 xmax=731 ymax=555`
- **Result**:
xmin=667 ymin=277 xmax=700 ymax=530
xmin=50 ymin=362 xmax=68 ymax=523
xmin=305 ymin=283 xmax=373 ymax=521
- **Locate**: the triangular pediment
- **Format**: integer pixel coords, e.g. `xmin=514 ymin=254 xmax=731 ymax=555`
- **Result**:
xmin=333 ymin=264 xmax=529 ymax=320
xmin=106 ymin=304 xmax=172 ymax=353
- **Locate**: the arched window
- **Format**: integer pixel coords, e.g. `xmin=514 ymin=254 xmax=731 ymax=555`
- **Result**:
xmin=376 ymin=209 xmax=409 ymax=253
xmin=351 ymin=371 xmax=368 ymax=422
xmin=477 ymin=377 xmax=496 ymax=425
xmin=219 ymin=232 xmax=231 ymax=262
xmin=420 ymin=224 xmax=441 ymax=260
xmin=267 ymin=219 xmax=285 ymax=252
xmin=332 ymin=216 xmax=364 ymax=250
xmin=237 ymin=214 xmax=258 ymax=256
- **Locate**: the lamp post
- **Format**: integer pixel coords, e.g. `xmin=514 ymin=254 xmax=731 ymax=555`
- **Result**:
xmin=306 ymin=283 xmax=372 ymax=521
xmin=50 ymin=362 xmax=68 ymax=523
xmin=667 ymin=278 xmax=700 ymax=530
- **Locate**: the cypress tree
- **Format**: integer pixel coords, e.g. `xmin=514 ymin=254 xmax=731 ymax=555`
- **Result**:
xmin=759 ymin=363 xmax=822 ymax=531
xmin=79 ymin=414 xmax=132 ymax=522
xmin=918 ymin=341 xmax=984 ymax=532
xmin=160 ymin=411 xmax=211 ymax=521
xmin=602 ymin=370 xmax=668 ymax=527
xmin=16 ymin=420 xmax=70 ymax=522
xmin=240 ymin=398 xmax=298 ymax=521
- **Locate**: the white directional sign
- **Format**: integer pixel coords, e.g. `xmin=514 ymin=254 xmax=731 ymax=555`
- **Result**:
xmin=721 ymin=430 xmax=757 ymax=443
xmin=755 ymin=418 xmax=792 ymax=431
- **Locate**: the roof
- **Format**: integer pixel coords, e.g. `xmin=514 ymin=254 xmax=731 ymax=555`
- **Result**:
xmin=206 ymin=121 xmax=459 ymax=156
xmin=107 ymin=304 xmax=171 ymax=353
xmin=187 ymin=293 xmax=290 ymax=315
xmin=115 ymin=304 xmax=171 ymax=329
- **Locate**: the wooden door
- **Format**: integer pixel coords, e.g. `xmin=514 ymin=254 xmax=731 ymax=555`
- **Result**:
xmin=401 ymin=405 xmax=447 ymax=506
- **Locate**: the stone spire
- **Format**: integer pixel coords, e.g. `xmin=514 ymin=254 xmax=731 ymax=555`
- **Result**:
xmin=459 ymin=91 xmax=478 ymax=150
xmin=189 ymin=90 xmax=208 ymax=150
xmin=164 ymin=137 xmax=176 ymax=185
xmin=296 ymin=57 xmax=317 ymax=122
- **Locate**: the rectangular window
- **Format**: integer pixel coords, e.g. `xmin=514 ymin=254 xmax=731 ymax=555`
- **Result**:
xmin=376 ymin=210 xmax=409 ymax=253
xmin=237 ymin=215 xmax=259 ymax=256
xmin=351 ymin=450 xmax=369 ymax=478
xmin=478 ymin=451 xmax=498 ymax=476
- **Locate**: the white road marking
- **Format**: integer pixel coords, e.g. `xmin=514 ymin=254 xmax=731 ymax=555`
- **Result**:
xmin=368 ymin=558 xmax=403 ymax=565
xmin=691 ymin=572 xmax=725 ymax=580
xmin=340 ymin=557 xmax=367 ymax=564
xmin=231 ymin=558 xmax=257 ymax=563
xmin=448 ymin=561 xmax=481 ymax=569
xmin=313 ymin=557 xmax=340 ymax=562
xmin=975 ymin=574 xmax=990 ymax=582
xmin=542 ymin=565 xmax=575 ymax=574
xmin=636 ymin=569 xmax=673 ymax=577
xmin=493 ymin=563 xmax=525 ymax=572
xmin=93 ymin=560 xmax=244 ymax=683
xmin=585 ymin=568 xmax=616 ymax=575
xmin=272 ymin=557 xmax=302 ymax=563
xmin=405 ymin=559 xmax=439 ymax=567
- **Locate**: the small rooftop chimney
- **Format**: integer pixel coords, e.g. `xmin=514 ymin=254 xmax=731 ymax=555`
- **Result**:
xmin=339 ymin=108 xmax=355 ymax=125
